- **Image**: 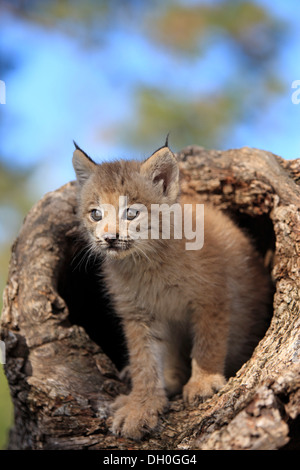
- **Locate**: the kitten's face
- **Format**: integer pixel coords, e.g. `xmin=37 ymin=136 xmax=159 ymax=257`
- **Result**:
xmin=73 ymin=145 xmax=180 ymax=260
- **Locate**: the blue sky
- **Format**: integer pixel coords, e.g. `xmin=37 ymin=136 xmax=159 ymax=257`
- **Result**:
xmin=0 ymin=0 xmax=300 ymax=206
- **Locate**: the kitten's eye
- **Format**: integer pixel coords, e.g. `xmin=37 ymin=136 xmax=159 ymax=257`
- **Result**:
xmin=126 ymin=208 xmax=140 ymax=220
xmin=90 ymin=209 xmax=102 ymax=222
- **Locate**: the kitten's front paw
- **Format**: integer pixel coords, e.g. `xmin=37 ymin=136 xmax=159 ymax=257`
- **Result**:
xmin=118 ymin=364 xmax=131 ymax=386
xmin=111 ymin=393 xmax=168 ymax=440
xmin=183 ymin=373 xmax=226 ymax=405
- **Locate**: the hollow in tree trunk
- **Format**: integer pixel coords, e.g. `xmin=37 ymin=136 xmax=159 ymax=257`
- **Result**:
xmin=1 ymin=146 xmax=300 ymax=450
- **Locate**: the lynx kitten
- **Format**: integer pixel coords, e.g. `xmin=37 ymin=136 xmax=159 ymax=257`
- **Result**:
xmin=72 ymin=141 xmax=270 ymax=440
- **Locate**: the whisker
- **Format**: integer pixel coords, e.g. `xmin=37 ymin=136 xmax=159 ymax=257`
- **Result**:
xmin=71 ymin=246 xmax=89 ymax=272
xmin=134 ymin=244 xmax=151 ymax=263
xmin=71 ymin=241 xmax=96 ymax=272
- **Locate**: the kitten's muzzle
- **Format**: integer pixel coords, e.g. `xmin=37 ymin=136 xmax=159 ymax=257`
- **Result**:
xmin=102 ymin=233 xmax=131 ymax=251
xmin=103 ymin=233 xmax=119 ymax=245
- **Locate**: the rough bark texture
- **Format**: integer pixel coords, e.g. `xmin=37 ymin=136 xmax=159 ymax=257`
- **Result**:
xmin=1 ymin=146 xmax=299 ymax=450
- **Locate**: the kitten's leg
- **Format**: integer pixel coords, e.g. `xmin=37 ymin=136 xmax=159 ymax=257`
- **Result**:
xmin=183 ymin=304 xmax=228 ymax=405
xmin=163 ymin=324 xmax=191 ymax=396
xmin=111 ymin=319 xmax=168 ymax=440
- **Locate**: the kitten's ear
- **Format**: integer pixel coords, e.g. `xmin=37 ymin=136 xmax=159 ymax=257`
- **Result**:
xmin=141 ymin=145 xmax=179 ymax=200
xmin=72 ymin=141 xmax=96 ymax=186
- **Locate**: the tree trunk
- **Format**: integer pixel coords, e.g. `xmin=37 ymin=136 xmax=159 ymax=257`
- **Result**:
xmin=1 ymin=146 xmax=299 ymax=450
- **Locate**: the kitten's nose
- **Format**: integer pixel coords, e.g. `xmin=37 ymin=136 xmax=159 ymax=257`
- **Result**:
xmin=103 ymin=233 xmax=119 ymax=245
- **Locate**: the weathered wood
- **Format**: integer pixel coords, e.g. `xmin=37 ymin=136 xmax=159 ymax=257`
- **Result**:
xmin=1 ymin=146 xmax=299 ymax=450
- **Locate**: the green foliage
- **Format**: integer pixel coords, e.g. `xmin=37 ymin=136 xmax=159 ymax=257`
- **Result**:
xmin=0 ymin=366 xmax=13 ymax=450
xmin=3 ymin=0 xmax=286 ymax=151
xmin=125 ymin=87 xmax=244 ymax=150
xmin=147 ymin=1 xmax=276 ymax=55
xmin=125 ymin=1 xmax=285 ymax=150
xmin=0 ymin=162 xmax=32 ymax=211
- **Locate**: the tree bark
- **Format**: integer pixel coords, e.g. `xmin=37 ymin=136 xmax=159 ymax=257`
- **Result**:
xmin=1 ymin=146 xmax=299 ymax=450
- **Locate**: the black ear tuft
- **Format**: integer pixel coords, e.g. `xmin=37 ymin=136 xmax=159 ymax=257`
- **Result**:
xmin=73 ymin=140 xmax=80 ymax=150
xmin=164 ymin=132 xmax=170 ymax=148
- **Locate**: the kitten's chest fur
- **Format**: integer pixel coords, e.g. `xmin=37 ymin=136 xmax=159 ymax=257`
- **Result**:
xmin=103 ymin=245 xmax=191 ymax=323
xmin=101 ymin=200 xmax=270 ymax=374
xmin=102 ymin=208 xmax=230 ymax=324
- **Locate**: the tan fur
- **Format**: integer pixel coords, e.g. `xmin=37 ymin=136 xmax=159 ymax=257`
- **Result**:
xmin=72 ymin=144 xmax=271 ymax=440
